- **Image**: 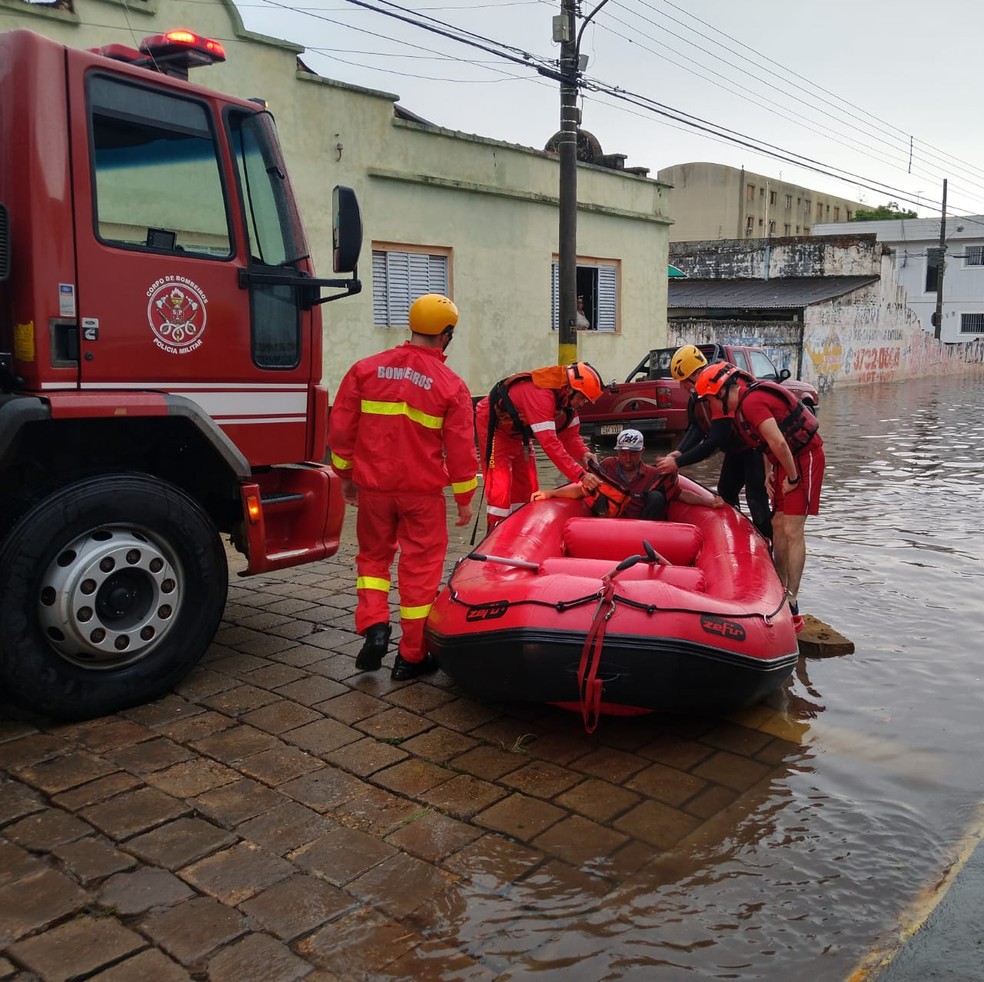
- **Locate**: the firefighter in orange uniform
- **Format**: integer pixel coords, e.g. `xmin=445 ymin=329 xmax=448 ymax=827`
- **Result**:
xmin=474 ymin=362 xmax=604 ymax=531
xmin=328 ymin=294 xmax=478 ymax=680
xmin=694 ymin=362 xmax=824 ymax=631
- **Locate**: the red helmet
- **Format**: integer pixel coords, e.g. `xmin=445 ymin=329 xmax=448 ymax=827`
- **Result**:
xmin=695 ymin=361 xmax=739 ymax=399
xmin=566 ymin=362 xmax=604 ymax=402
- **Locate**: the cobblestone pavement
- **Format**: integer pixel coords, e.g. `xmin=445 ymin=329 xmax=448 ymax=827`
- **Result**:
xmin=0 ymin=507 xmax=807 ymax=981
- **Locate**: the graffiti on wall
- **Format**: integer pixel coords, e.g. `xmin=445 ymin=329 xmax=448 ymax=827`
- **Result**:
xmin=805 ymin=290 xmax=984 ymax=389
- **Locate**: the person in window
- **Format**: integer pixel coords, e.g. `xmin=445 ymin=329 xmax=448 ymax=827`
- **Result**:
xmin=474 ymin=362 xmax=604 ymax=531
xmin=533 ymin=428 xmax=722 ymax=517
xmin=575 ymin=295 xmax=591 ymax=331
xmin=328 ymin=294 xmax=478 ymax=680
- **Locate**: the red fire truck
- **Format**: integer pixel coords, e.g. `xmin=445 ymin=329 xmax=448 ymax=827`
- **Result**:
xmin=0 ymin=29 xmax=363 ymax=719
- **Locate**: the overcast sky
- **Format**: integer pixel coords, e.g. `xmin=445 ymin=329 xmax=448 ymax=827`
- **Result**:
xmin=236 ymin=0 xmax=984 ymax=218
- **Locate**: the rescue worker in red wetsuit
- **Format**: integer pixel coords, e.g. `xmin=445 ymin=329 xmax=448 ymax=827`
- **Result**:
xmin=695 ymin=361 xmax=824 ymax=630
xmin=328 ymin=294 xmax=478 ymax=680
xmin=474 ymin=362 xmax=604 ymax=531
xmin=534 ymin=427 xmax=723 ymax=516
xmin=656 ymin=345 xmax=773 ymax=540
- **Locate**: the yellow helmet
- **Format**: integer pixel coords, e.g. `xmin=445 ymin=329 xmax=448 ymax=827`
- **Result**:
xmin=670 ymin=344 xmax=708 ymax=381
xmin=409 ymin=294 xmax=458 ymax=336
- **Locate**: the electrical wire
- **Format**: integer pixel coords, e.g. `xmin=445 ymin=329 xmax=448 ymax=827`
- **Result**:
xmin=244 ymin=0 xmax=984 ymax=218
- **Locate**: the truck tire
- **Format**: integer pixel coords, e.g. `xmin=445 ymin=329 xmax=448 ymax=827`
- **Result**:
xmin=0 ymin=473 xmax=228 ymax=720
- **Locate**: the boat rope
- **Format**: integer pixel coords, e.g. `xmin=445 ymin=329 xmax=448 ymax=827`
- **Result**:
xmin=578 ymin=573 xmax=617 ymax=734
xmin=445 ymin=586 xmax=780 ymax=623
xmin=446 ymin=588 xmax=603 ymax=613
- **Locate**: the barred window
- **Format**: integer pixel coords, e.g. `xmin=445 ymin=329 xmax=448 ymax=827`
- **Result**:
xmin=965 ymin=245 xmax=984 ymax=266
xmin=960 ymin=313 xmax=984 ymax=334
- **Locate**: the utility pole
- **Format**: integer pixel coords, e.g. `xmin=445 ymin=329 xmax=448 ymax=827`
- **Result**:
xmin=933 ymin=178 xmax=947 ymax=341
xmin=556 ymin=0 xmax=579 ymax=365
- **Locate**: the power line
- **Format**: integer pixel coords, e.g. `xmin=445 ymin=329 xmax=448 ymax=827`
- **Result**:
xmin=635 ymin=0 xmax=984 ymax=188
xmin=252 ymin=0 xmax=984 ymax=215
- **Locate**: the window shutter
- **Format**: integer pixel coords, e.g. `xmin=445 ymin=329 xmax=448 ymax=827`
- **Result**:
xmin=551 ymin=263 xmax=559 ymax=330
xmin=372 ymin=250 xmax=449 ymax=327
xmin=372 ymin=251 xmax=389 ymax=326
xmin=596 ymin=265 xmax=617 ymax=332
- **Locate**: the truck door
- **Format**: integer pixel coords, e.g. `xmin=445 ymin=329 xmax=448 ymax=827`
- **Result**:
xmin=68 ymin=53 xmax=314 ymax=466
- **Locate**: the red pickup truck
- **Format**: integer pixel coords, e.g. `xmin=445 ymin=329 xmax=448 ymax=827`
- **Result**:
xmin=579 ymin=344 xmax=819 ymax=443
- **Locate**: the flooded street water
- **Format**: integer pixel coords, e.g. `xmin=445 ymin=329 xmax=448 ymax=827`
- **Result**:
xmin=470 ymin=374 xmax=984 ymax=980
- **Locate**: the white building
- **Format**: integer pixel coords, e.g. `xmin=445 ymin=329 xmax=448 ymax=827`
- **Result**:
xmin=813 ymin=217 xmax=984 ymax=344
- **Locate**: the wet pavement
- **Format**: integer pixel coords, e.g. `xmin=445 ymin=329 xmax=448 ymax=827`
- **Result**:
xmin=0 ymin=510 xmax=814 ymax=981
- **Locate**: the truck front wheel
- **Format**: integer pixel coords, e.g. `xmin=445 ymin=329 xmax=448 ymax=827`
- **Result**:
xmin=0 ymin=474 xmax=228 ymax=720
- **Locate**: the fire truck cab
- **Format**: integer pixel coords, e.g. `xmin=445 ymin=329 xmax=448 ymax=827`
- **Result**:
xmin=0 ymin=29 xmax=363 ymax=719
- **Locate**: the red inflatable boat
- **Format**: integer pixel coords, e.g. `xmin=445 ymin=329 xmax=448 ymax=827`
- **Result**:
xmin=425 ymin=479 xmax=798 ymax=730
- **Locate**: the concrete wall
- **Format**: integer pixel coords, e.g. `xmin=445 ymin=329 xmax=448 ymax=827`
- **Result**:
xmin=668 ymin=239 xmax=984 ymax=390
xmin=2 ymin=0 xmax=672 ymax=397
xmin=803 ymin=257 xmax=984 ymax=389
xmin=670 ymin=233 xmax=883 ymax=279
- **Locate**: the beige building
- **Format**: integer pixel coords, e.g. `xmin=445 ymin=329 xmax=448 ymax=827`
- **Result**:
xmin=2 ymin=0 xmax=672 ymax=396
xmin=657 ymin=162 xmax=864 ymax=243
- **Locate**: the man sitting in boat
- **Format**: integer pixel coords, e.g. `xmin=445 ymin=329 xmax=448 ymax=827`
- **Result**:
xmin=532 ymin=428 xmax=723 ymax=518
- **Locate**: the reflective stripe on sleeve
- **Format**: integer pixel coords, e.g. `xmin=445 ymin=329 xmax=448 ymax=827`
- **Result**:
xmin=451 ymin=475 xmax=478 ymax=495
xmin=330 ymin=452 xmax=353 ymax=471
xmin=529 ymin=420 xmax=557 ymax=433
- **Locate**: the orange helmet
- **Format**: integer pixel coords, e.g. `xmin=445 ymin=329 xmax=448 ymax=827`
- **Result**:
xmin=409 ymin=294 xmax=458 ymax=335
xmin=695 ymin=361 xmax=740 ymax=398
xmin=566 ymin=362 xmax=604 ymax=402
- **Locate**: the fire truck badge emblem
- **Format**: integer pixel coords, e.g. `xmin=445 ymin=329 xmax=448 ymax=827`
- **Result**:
xmin=146 ymin=277 xmax=208 ymax=354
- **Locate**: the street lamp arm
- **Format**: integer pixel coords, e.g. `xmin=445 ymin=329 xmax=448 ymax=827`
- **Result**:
xmin=575 ymin=0 xmax=613 ymax=55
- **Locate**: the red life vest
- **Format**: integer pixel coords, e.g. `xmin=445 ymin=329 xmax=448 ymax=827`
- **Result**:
xmin=733 ymin=380 xmax=819 ymax=456
xmin=584 ymin=460 xmax=664 ymax=518
xmin=484 ymin=369 xmax=575 ymax=464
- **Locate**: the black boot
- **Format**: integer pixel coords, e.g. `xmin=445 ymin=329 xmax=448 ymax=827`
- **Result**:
xmin=356 ymin=623 xmax=391 ymax=671
xmin=391 ymin=652 xmax=439 ymax=681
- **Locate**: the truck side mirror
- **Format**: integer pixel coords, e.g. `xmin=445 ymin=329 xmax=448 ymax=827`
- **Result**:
xmin=778 ymin=368 xmax=791 ymax=381
xmin=332 ymin=186 xmax=362 ymax=274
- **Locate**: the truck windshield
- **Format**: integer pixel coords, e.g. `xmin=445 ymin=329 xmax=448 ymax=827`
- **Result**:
xmin=229 ymin=110 xmax=307 ymax=268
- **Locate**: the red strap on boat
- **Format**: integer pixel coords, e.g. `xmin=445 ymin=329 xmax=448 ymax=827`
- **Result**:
xmin=578 ymin=574 xmax=616 ymax=733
